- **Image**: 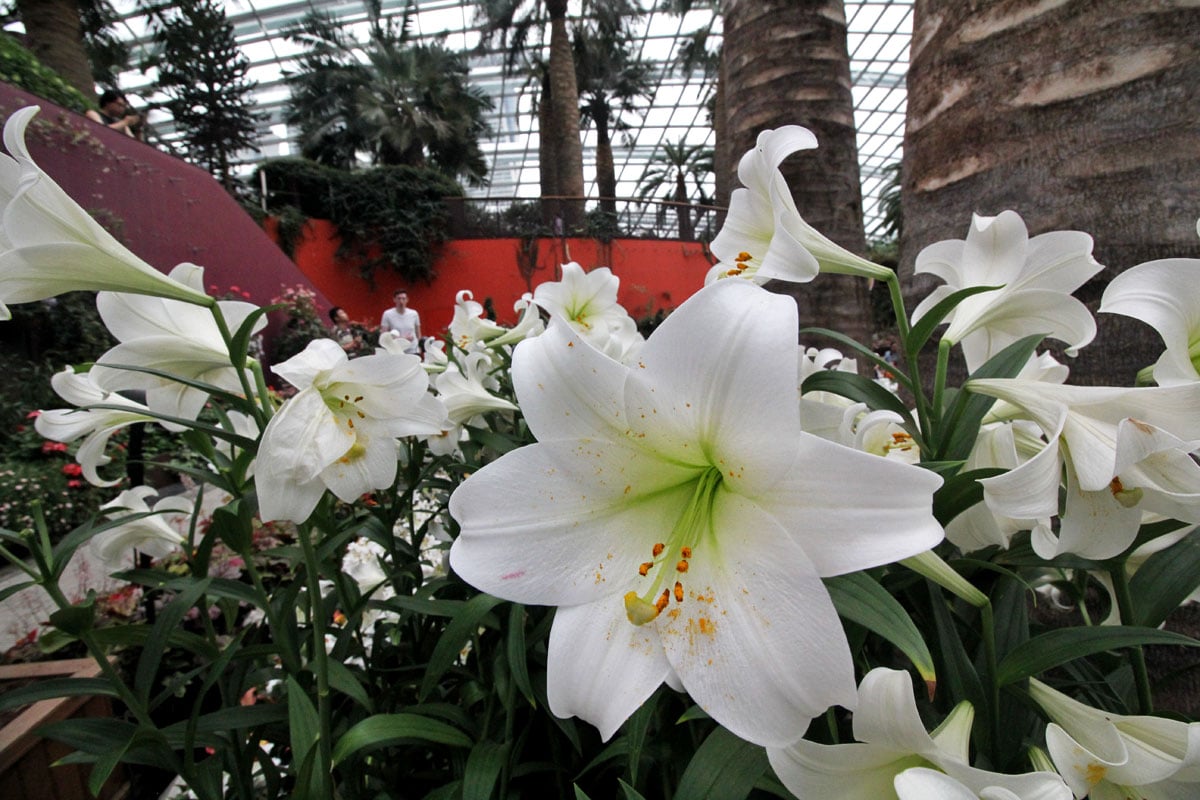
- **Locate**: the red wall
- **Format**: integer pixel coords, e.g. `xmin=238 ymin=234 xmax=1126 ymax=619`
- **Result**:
xmin=276 ymin=218 xmax=715 ymax=331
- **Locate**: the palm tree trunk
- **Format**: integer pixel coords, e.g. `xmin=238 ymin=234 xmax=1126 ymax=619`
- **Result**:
xmin=722 ymin=0 xmax=871 ymax=347
xmin=538 ymin=72 xmax=560 ymax=228
xmin=901 ymin=0 xmax=1200 ymax=387
xmin=545 ymin=0 xmax=585 ymax=230
xmin=674 ymin=172 xmax=693 ymax=240
xmin=595 ymin=115 xmax=616 ymax=217
xmin=17 ymin=0 xmax=96 ymax=103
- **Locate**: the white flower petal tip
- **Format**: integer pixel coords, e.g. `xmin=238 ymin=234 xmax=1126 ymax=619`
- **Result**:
xmin=708 ymin=125 xmax=889 ymax=286
xmin=0 ymin=107 xmax=213 ymax=312
xmin=914 ymin=210 xmax=1103 ymax=371
xmin=449 ymin=280 xmax=942 ymax=747
xmin=532 ymin=263 xmax=642 ymax=363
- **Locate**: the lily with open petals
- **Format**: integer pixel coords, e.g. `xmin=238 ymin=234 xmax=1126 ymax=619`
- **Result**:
xmin=1029 ymin=678 xmax=1200 ymax=799
xmin=1100 ymin=257 xmax=1200 ymax=386
xmin=769 ymin=668 xmax=1071 ymax=800
xmin=35 ymin=367 xmax=155 ymax=487
xmin=914 ymin=211 xmax=1102 ymax=372
xmin=97 ymin=486 xmax=192 ymax=568
xmin=533 ymin=262 xmax=642 ymax=363
xmin=707 ymin=126 xmax=890 ymax=285
xmin=0 ymin=106 xmax=211 ymax=319
xmin=449 ymin=280 xmax=943 ymax=747
xmin=968 ymin=378 xmax=1200 ymax=559
xmin=88 ymin=263 xmax=263 ymax=426
xmin=256 ymin=339 xmax=448 ymax=522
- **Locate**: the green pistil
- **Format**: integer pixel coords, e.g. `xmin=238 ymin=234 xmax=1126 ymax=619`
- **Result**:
xmin=624 ymin=467 xmax=722 ymax=626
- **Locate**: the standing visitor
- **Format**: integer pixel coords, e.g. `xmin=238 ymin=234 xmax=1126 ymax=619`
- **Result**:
xmin=380 ymin=289 xmax=421 ymax=354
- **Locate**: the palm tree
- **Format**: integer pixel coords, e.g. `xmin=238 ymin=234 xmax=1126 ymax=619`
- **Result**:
xmin=721 ymin=0 xmax=873 ymax=347
xmin=636 ymin=139 xmax=713 ymax=239
xmin=573 ymin=18 xmax=654 ymax=217
xmin=475 ymin=0 xmax=640 ymax=228
xmin=286 ymin=7 xmax=491 ymax=185
xmin=902 ymin=0 xmax=1200 ymax=387
xmin=15 ymin=0 xmax=96 ymax=101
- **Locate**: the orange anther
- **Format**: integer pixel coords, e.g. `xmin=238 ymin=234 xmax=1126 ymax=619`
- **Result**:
xmin=680 ymin=546 xmax=692 ymax=558
xmin=674 ymin=582 xmax=684 ymax=602
xmin=638 ymin=562 xmax=652 ymax=577
xmin=676 ymin=559 xmax=689 ymax=573
xmin=652 ymin=542 xmax=665 ymax=557
xmin=654 ymin=589 xmax=670 ymax=613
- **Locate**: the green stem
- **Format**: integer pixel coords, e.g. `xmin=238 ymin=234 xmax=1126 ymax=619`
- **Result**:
xmin=932 ymin=338 xmax=951 ymax=424
xmin=299 ymin=522 xmax=335 ymax=796
xmin=979 ymin=603 xmax=1001 ymax=767
xmin=887 ymin=273 xmax=933 ymax=441
xmin=249 ymin=359 xmax=274 ymax=424
xmin=209 ymin=305 xmax=265 ymax=427
xmin=1109 ymin=563 xmax=1154 ymax=713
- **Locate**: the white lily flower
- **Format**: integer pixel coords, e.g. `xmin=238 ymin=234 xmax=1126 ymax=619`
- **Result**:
xmin=0 ymin=107 xmax=211 ymax=319
xmin=914 ymin=211 xmax=1102 ymax=372
xmin=532 ymin=262 xmax=644 ymax=364
xmin=97 ymin=486 xmax=192 ymax=568
xmin=1100 ymin=257 xmax=1200 ymax=386
xmin=968 ymin=378 xmax=1200 ymax=559
xmin=707 ymin=126 xmax=890 ymax=285
xmin=1029 ymin=678 xmax=1200 ymax=799
xmin=256 ymin=339 xmax=448 ymax=522
xmin=449 ymin=280 xmax=944 ymax=747
xmin=849 ymin=408 xmax=920 ymax=465
xmin=449 ymin=289 xmax=507 ymax=351
xmin=769 ymin=668 xmax=1071 ymax=800
xmin=798 ymin=346 xmax=860 ymax=442
xmin=34 ymin=367 xmax=155 ymax=487
xmin=435 ymin=351 xmax=518 ymax=425
xmin=342 ymin=537 xmax=389 ymax=593
xmin=488 ymin=292 xmax=545 ymax=348
xmin=89 ymin=263 xmax=264 ymax=427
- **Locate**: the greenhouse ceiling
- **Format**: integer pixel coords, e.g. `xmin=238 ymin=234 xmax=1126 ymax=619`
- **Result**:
xmin=100 ymin=0 xmax=912 ymax=237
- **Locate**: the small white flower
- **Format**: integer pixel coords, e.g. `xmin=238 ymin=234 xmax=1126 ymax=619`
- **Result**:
xmin=1100 ymin=256 xmax=1200 ymax=386
xmin=533 ymin=262 xmax=643 ymax=364
xmin=914 ymin=211 xmax=1102 ymax=372
xmin=97 ymin=486 xmax=192 ymax=568
xmin=256 ymin=340 xmax=449 ymax=522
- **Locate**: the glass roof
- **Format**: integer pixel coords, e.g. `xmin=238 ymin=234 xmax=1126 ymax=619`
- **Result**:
xmin=101 ymin=0 xmax=912 ymax=238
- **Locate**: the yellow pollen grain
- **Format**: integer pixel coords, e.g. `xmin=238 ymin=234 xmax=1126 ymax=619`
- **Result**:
xmin=1083 ymin=762 xmax=1107 ymax=785
xmin=698 ymin=617 xmax=715 ymax=636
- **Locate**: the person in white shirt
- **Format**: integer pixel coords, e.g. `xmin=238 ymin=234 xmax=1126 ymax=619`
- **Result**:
xmin=380 ymin=289 xmax=421 ymax=354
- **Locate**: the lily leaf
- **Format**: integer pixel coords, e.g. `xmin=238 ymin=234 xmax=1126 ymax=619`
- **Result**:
xmin=826 ymin=572 xmax=935 ymax=688
xmin=997 ymin=626 xmax=1200 ymax=685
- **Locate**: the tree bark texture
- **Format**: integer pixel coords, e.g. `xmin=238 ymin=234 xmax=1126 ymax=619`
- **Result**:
xmin=902 ymin=0 xmax=1200 ymax=387
xmin=17 ymin=0 xmax=96 ymax=103
xmin=722 ymin=0 xmax=872 ymax=347
xmin=537 ymin=75 xmax=561 ymax=228
xmin=545 ymin=0 xmax=586 ymax=229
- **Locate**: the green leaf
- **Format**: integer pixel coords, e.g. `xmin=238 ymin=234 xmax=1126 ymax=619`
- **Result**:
xmin=0 ymin=678 xmax=117 ymax=713
xmin=228 ymin=305 xmax=274 ymax=371
xmin=906 ymin=284 xmax=1003 ymax=356
xmin=209 ymin=499 xmax=254 ymax=554
xmin=288 ymin=676 xmax=320 ymax=769
xmin=49 ymin=598 xmax=96 ymax=637
xmin=617 ymin=779 xmax=650 ymax=800
xmin=325 ymin=659 xmax=373 ymax=712
xmin=997 ymin=626 xmax=1200 ymax=686
xmin=925 ymin=583 xmax=986 ymax=750
xmin=135 ymin=577 xmax=212 ymax=704
xmin=674 ymin=727 xmax=767 ymax=800
xmin=462 ymin=740 xmax=509 ymax=800
xmin=1130 ymin=527 xmax=1200 ymax=628
xmin=0 ymin=580 xmax=36 ymax=604
xmin=161 ymin=705 xmax=289 ymax=744
xmin=826 ymin=572 xmax=936 ymax=687
xmin=420 ymin=592 xmax=504 ymax=701
xmin=331 ymin=713 xmax=472 ymax=764
xmin=931 ymin=468 xmax=1005 ymax=527
xmin=573 ymin=787 xmax=594 ymax=800
xmin=798 ymin=325 xmax=911 ymax=387
xmin=938 ymin=333 xmax=1044 ymax=461
xmin=801 ymin=369 xmax=913 ymax=421
xmin=506 ymin=603 xmax=536 ymax=708
xmin=624 ymin=691 xmax=658 ymax=787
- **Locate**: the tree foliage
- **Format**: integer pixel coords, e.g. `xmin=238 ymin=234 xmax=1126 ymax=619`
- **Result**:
xmin=284 ymin=4 xmax=491 ymax=186
xmin=144 ymin=0 xmax=262 ymax=188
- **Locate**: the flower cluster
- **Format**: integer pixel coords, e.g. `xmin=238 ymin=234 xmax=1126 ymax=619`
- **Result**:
xmin=2 ymin=104 xmax=1199 ymax=800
